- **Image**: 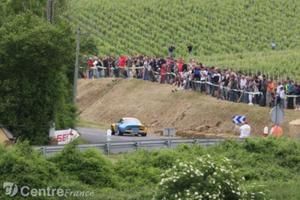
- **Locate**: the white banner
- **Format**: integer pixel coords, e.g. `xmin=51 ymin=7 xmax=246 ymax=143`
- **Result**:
xmin=54 ymin=129 xmax=79 ymax=145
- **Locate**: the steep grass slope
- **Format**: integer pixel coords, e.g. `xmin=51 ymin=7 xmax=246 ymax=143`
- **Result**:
xmin=77 ymin=79 xmax=299 ymax=137
xmin=201 ymin=49 xmax=300 ymax=80
xmin=68 ymin=0 xmax=300 ymax=56
xmin=67 ymin=0 xmax=300 ymax=80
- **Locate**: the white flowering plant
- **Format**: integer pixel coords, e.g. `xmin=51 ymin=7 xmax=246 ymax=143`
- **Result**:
xmin=153 ymin=155 xmax=266 ymax=200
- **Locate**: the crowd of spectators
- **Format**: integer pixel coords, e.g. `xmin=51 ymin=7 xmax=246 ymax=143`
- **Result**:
xmin=80 ymin=55 xmax=300 ymax=110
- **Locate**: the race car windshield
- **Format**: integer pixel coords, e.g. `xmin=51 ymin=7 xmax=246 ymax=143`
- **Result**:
xmin=122 ymin=118 xmax=141 ymax=124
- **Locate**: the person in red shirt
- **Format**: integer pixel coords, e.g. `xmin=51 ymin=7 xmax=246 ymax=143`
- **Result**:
xmin=160 ymin=64 xmax=166 ymax=84
xmin=177 ymin=58 xmax=184 ymax=74
xmin=118 ymin=55 xmax=127 ymax=68
xmin=118 ymin=55 xmax=127 ymax=77
xmin=87 ymin=58 xmax=94 ymax=79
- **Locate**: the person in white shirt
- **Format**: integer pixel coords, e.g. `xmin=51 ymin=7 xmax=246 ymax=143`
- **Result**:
xmin=239 ymin=121 xmax=251 ymax=138
xmin=240 ymin=75 xmax=247 ymax=90
xmin=276 ymin=83 xmax=283 ymax=94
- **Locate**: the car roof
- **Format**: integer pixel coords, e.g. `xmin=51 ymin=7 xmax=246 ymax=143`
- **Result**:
xmin=122 ymin=117 xmax=141 ymax=123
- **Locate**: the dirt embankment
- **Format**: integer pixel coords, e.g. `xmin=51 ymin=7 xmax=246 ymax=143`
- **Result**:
xmin=77 ymin=79 xmax=299 ymax=138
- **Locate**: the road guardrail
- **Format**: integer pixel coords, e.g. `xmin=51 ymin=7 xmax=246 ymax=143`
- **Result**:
xmin=35 ymin=138 xmax=241 ymax=156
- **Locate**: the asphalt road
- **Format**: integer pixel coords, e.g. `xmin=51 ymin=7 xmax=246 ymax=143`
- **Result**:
xmin=77 ymin=127 xmax=179 ymax=143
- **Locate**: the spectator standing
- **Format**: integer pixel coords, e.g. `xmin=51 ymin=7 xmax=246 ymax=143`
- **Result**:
xmin=200 ymin=65 xmax=208 ymax=93
xmin=239 ymin=75 xmax=247 ymax=103
xmin=118 ymin=55 xmax=127 ymax=77
xmin=286 ymin=80 xmax=295 ymax=109
xmin=177 ymin=58 xmax=184 ymax=75
xmin=126 ymin=56 xmax=133 ymax=78
xmin=160 ymin=64 xmax=167 ymax=84
xmin=277 ymin=86 xmax=285 ymax=108
xmin=239 ymin=121 xmax=251 ymax=138
xmin=211 ymin=69 xmax=221 ymax=97
xmin=87 ymin=57 xmax=94 ymax=79
xmin=168 ymin=45 xmax=175 ymax=58
xmin=266 ymin=78 xmax=276 ymax=107
xmin=229 ymin=75 xmax=238 ymax=102
xmin=259 ymin=75 xmax=267 ymax=106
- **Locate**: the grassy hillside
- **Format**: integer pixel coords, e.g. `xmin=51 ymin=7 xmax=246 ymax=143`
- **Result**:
xmin=77 ymin=79 xmax=299 ymax=137
xmin=200 ymin=49 xmax=300 ymax=80
xmin=67 ymin=0 xmax=300 ymax=80
xmin=67 ymin=0 xmax=300 ymax=56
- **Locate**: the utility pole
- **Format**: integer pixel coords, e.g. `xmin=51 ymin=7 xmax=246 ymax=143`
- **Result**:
xmin=73 ymin=27 xmax=81 ymax=104
xmin=47 ymin=0 xmax=54 ymax=23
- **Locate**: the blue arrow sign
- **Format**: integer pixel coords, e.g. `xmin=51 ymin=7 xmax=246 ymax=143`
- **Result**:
xmin=232 ymin=115 xmax=246 ymax=124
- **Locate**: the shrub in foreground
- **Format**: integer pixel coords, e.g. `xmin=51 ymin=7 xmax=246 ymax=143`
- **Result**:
xmin=49 ymin=142 xmax=116 ymax=188
xmin=0 ymin=142 xmax=63 ymax=199
xmin=154 ymin=155 xmax=266 ymax=200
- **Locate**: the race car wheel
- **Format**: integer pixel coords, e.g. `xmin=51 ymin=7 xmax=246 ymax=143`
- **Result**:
xmin=140 ymin=133 xmax=147 ymax=137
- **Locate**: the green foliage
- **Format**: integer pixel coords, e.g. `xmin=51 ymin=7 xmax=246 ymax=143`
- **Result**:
xmin=80 ymin=35 xmax=99 ymax=56
xmin=209 ymin=137 xmax=300 ymax=181
xmin=49 ymin=141 xmax=116 ymax=188
xmin=0 ymin=0 xmax=48 ymax=26
xmin=114 ymin=146 xmax=205 ymax=188
xmin=0 ymin=141 xmax=62 ymax=199
xmin=6 ymin=0 xmax=47 ymax=16
xmin=0 ymin=13 xmax=75 ymax=144
xmin=1 ymin=138 xmax=300 ymax=199
xmin=66 ymin=0 xmax=300 ymax=80
xmin=154 ymin=155 xmax=265 ymax=200
xmin=200 ymin=50 xmax=300 ymax=81
xmin=264 ymin=180 xmax=300 ymax=200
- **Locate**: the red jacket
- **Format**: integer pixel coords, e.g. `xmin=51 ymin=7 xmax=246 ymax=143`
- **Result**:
xmin=118 ymin=56 xmax=127 ymax=68
xmin=160 ymin=64 xmax=166 ymax=75
xmin=177 ymin=60 xmax=184 ymax=72
xmin=87 ymin=59 xmax=94 ymax=68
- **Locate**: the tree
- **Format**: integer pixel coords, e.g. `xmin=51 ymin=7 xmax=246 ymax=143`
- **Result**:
xmin=0 ymin=13 xmax=75 ymax=144
xmin=0 ymin=0 xmax=47 ymax=25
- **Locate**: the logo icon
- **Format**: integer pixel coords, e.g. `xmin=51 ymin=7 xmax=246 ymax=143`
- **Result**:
xmin=3 ymin=182 xmax=18 ymax=197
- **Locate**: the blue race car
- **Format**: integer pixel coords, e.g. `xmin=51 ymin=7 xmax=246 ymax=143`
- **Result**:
xmin=111 ymin=117 xmax=147 ymax=136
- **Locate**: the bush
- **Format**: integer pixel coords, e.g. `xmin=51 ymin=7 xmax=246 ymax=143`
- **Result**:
xmin=114 ymin=146 xmax=205 ymax=188
xmin=0 ymin=142 xmax=63 ymax=199
xmin=49 ymin=142 xmax=116 ymax=187
xmin=114 ymin=150 xmax=163 ymax=188
xmin=208 ymin=137 xmax=300 ymax=181
xmin=153 ymin=155 xmax=266 ymax=200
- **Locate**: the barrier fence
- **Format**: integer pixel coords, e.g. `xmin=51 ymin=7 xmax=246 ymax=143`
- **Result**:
xmin=189 ymin=80 xmax=300 ymax=108
xmin=35 ymin=138 xmax=242 ymax=157
xmin=80 ymin=66 xmax=300 ymax=108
